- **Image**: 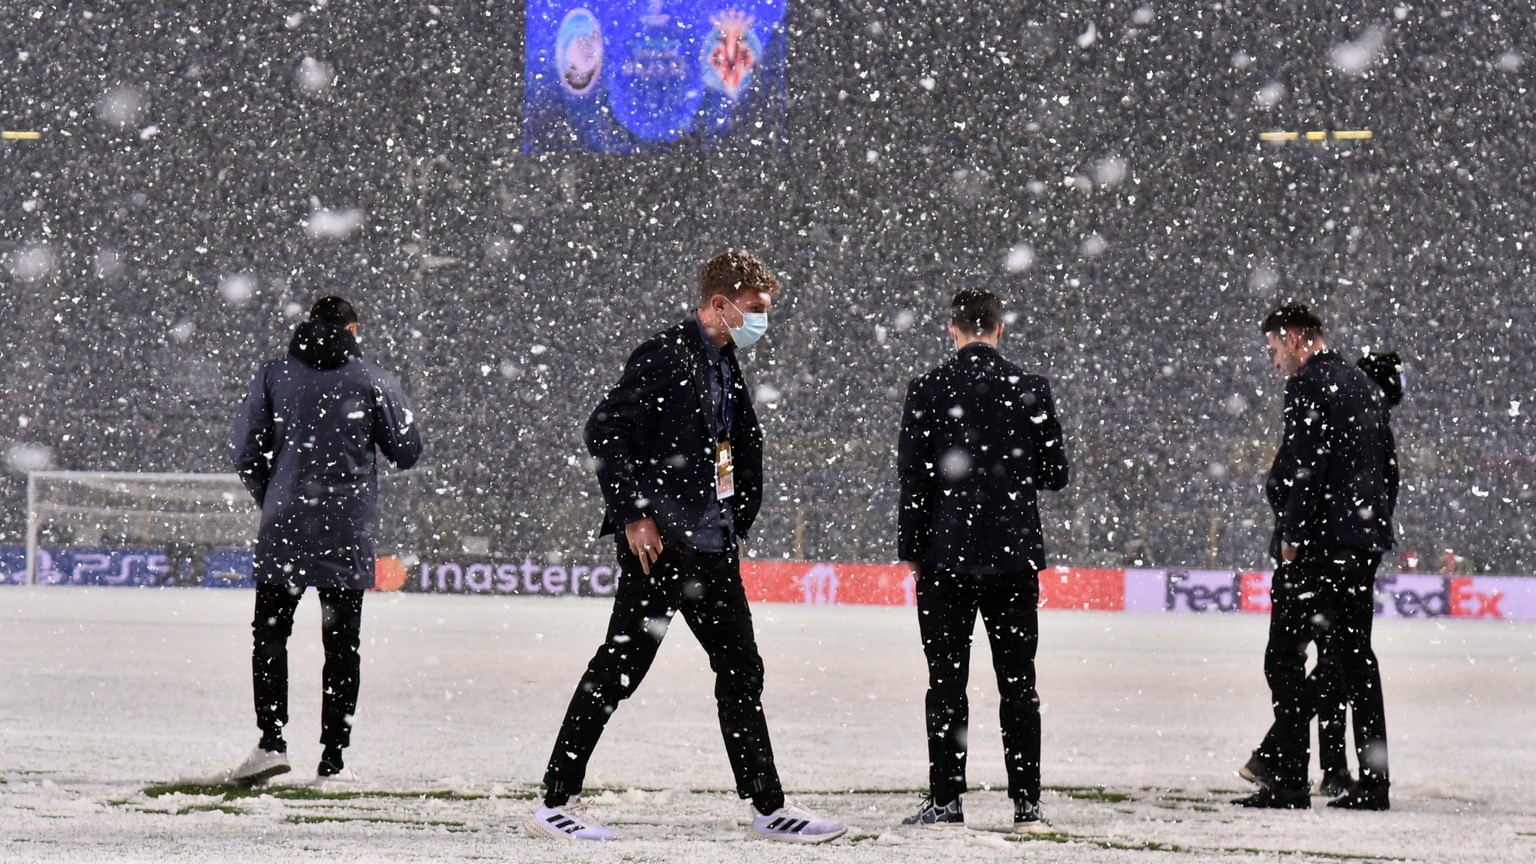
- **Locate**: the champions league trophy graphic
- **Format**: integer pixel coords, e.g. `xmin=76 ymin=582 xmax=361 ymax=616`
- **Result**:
xmin=607 ymin=0 xmax=700 ymax=141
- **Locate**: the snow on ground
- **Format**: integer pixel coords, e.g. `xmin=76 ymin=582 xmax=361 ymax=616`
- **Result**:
xmin=2 ymin=586 xmax=1534 ymax=862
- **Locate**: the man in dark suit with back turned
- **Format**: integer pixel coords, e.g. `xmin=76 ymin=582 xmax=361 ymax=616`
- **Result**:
xmin=1235 ymin=302 xmax=1395 ymax=811
xmin=527 ymin=250 xmax=845 ymax=844
xmin=897 ymin=288 xmax=1070 ymax=833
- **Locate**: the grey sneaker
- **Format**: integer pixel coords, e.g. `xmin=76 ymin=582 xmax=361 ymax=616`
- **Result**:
xmin=1013 ymin=798 xmax=1055 ymax=834
xmin=900 ymin=794 xmax=964 ymax=828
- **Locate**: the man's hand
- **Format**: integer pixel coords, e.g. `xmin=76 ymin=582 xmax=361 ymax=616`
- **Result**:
xmin=1281 ymin=542 xmax=1298 ymax=563
xmin=625 ymin=517 xmax=664 ymax=575
xmin=903 ymin=561 xmax=922 ymax=582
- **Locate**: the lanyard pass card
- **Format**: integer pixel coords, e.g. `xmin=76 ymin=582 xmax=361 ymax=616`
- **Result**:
xmin=716 ymin=440 xmax=735 ymax=499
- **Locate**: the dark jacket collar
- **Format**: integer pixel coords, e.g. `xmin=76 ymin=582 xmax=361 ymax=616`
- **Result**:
xmin=289 ymin=320 xmax=360 ymax=370
xmin=687 ymin=312 xmax=735 ymax=363
xmin=1299 ymin=348 xmax=1341 ymax=374
xmin=957 ymin=342 xmax=1001 ymax=360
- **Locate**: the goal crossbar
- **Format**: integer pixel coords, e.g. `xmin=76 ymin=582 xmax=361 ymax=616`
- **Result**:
xmin=24 ymin=471 xmax=257 ymax=586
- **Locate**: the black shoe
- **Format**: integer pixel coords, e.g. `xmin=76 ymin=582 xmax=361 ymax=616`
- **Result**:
xmin=1233 ymin=786 xmax=1310 ymax=809
xmin=1319 ymin=768 xmax=1356 ymax=797
xmin=900 ymin=794 xmax=964 ymax=828
xmin=317 ymin=747 xmax=346 ymax=778
xmin=1012 ymin=799 xmax=1055 ymax=834
xmin=1239 ymin=754 xmax=1276 ymax=788
xmin=1327 ymin=785 xmax=1389 ymax=811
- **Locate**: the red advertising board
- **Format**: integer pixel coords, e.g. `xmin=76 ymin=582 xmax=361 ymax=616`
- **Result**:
xmin=739 ymin=561 xmax=1127 ymax=610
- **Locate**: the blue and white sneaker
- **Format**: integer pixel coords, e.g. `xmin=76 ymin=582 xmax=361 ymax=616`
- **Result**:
xmin=1013 ymin=798 xmax=1056 ymax=835
xmin=526 ymin=797 xmax=618 ymax=841
xmin=750 ymin=800 xmax=847 ymax=843
xmin=901 ymin=794 xmax=965 ymax=828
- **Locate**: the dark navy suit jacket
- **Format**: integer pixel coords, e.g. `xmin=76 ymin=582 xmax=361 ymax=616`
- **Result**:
xmin=1265 ymin=349 xmax=1396 ymax=562
xmin=898 ymin=343 xmax=1069 ymax=574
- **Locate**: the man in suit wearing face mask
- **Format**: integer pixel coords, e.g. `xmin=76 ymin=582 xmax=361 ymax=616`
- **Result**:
xmin=527 ymin=250 xmax=845 ymax=844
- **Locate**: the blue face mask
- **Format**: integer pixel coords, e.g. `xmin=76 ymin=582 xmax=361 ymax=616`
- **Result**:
xmin=726 ymin=299 xmax=769 ymax=348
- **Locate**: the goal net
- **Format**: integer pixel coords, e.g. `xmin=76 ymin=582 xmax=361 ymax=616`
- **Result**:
xmin=22 ymin=471 xmax=259 ymax=587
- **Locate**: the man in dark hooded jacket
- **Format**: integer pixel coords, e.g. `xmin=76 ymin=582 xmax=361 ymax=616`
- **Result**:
xmin=228 ymin=296 xmax=422 ymax=785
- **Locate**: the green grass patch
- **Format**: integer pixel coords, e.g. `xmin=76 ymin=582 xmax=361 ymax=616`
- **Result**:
xmin=844 ymin=833 xmax=882 ymax=843
xmin=685 ymin=786 xmax=939 ymax=797
xmin=1156 ymin=792 xmax=1218 ymax=802
xmin=1220 ymin=850 xmax=1406 ymax=862
xmin=1010 ymin=833 xmax=1178 ymax=851
xmin=175 ymin=803 xmax=244 ymax=816
xmin=285 ymin=814 xmax=468 ymax=830
xmin=1045 ymin=785 xmax=1134 ymax=803
xmin=141 ymin=783 xmax=503 ymax=802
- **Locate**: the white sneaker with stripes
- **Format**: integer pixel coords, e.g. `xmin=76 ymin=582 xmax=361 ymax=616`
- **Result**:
xmin=749 ymin=800 xmax=847 ymax=843
xmin=526 ymin=797 xmax=618 ymax=841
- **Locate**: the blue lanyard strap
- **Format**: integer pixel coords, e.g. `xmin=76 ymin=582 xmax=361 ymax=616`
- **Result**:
xmin=717 ymin=357 xmax=735 ymax=440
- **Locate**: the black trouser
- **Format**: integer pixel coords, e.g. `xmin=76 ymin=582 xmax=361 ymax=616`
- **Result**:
xmin=1257 ymin=551 xmax=1389 ymax=791
xmin=542 ymin=543 xmax=780 ymax=801
xmin=1257 ymin=624 xmax=1352 ymax=778
xmin=252 ymin=583 xmax=365 ymax=750
xmin=1312 ymin=631 xmax=1350 ymax=776
xmin=916 ymin=567 xmax=1042 ymax=803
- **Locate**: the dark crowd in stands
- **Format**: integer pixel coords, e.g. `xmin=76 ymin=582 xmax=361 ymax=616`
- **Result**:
xmin=1 ymin=2 xmax=1533 ymax=573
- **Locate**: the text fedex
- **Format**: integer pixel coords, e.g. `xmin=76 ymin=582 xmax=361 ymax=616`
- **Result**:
xmin=1163 ymin=571 xmax=1511 ymax=620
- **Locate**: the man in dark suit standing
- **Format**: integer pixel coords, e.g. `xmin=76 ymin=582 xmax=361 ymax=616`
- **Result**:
xmin=897 ymin=288 xmax=1069 ymax=833
xmin=527 ymin=251 xmax=845 ymax=844
xmin=1235 ymin=303 xmax=1396 ymax=811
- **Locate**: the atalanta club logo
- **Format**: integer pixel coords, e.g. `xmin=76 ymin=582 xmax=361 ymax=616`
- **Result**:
xmin=555 ymin=8 xmax=603 ymax=96
xmin=701 ymin=9 xmax=761 ymax=99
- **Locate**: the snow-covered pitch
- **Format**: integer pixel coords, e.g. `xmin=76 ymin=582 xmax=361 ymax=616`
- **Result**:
xmin=2 ymin=586 xmax=1532 ymax=862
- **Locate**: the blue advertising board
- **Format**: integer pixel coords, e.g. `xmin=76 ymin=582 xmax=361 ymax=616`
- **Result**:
xmin=0 ymin=546 xmax=254 ymax=588
xmin=524 ymin=0 xmax=787 ymax=153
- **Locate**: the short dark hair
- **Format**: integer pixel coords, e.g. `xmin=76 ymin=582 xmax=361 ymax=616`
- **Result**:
xmin=310 ymin=295 xmax=358 ymax=327
xmin=1358 ymin=351 xmax=1404 ymax=407
xmin=1260 ymin=302 xmax=1323 ymax=338
xmin=700 ymin=250 xmax=780 ymax=304
xmin=950 ymin=289 xmax=1003 ymax=336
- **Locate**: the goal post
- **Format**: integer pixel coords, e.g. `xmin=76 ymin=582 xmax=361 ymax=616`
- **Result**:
xmin=23 ymin=471 xmax=259 ymax=586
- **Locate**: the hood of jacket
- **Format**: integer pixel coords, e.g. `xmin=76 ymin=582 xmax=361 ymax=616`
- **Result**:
xmin=288 ymin=320 xmax=360 ymax=370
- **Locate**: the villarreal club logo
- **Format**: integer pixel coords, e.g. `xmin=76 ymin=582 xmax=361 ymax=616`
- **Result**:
xmin=555 ymin=8 xmax=603 ymax=96
xmin=701 ymin=9 xmax=761 ymax=99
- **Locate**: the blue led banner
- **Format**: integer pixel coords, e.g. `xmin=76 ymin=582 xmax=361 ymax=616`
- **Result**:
xmin=524 ymin=0 xmax=787 ymax=153
xmin=0 ymin=546 xmax=254 ymax=588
